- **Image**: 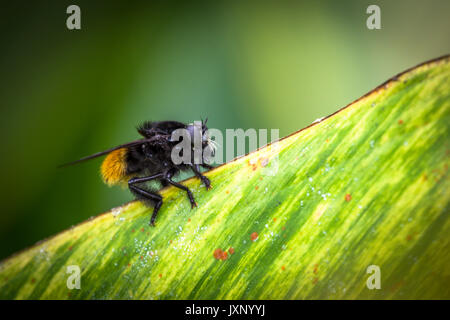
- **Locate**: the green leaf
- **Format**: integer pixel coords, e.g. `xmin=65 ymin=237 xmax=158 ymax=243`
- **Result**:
xmin=1 ymin=55 xmax=449 ymax=299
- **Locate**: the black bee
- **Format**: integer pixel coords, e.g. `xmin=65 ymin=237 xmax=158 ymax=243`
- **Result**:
xmin=60 ymin=120 xmax=216 ymax=226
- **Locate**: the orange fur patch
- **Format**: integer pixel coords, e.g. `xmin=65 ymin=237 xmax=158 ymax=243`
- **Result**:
xmin=101 ymin=148 xmax=128 ymax=186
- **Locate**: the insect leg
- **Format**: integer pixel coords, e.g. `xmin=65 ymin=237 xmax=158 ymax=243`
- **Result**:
xmin=128 ymin=174 xmax=165 ymax=226
xmin=190 ymin=164 xmax=211 ymax=190
xmin=160 ymin=180 xmax=169 ymax=188
xmin=128 ymin=173 xmax=164 ymax=185
xmin=129 ymin=185 xmax=162 ymax=226
xmin=164 ymin=176 xmax=198 ymax=208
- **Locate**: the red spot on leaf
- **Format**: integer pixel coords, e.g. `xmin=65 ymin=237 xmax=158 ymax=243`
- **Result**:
xmin=406 ymin=233 xmax=417 ymax=241
xmin=345 ymin=194 xmax=352 ymax=202
xmin=159 ymin=274 xmax=162 ymax=278
xmin=255 ymin=186 xmax=259 ymax=190
xmin=131 ymin=229 xmax=135 ymax=233
xmin=141 ymin=228 xmax=145 ymax=232
xmin=68 ymin=246 xmax=73 ymax=251
xmin=250 ymin=232 xmax=259 ymax=241
xmin=214 ymin=248 xmax=223 ymax=260
xmin=281 ymin=266 xmax=286 ymax=271
xmin=229 ymin=247 xmax=235 ymax=255
xmin=213 ymin=248 xmax=228 ymax=260
xmin=31 ymin=278 xmax=36 ymax=284
xmin=312 ymin=277 xmax=319 ymax=284
xmin=389 ymin=280 xmax=405 ymax=293
xmin=313 ymin=264 xmax=319 ymax=274
xmin=398 ymin=119 xmax=403 ymax=125
xmin=188 ymin=218 xmax=191 ymax=222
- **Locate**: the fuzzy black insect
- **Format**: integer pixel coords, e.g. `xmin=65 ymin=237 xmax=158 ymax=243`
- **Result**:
xmin=60 ymin=120 xmax=215 ymax=226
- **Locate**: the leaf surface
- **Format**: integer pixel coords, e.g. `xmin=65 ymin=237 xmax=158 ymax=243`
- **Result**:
xmin=1 ymin=56 xmax=449 ymax=299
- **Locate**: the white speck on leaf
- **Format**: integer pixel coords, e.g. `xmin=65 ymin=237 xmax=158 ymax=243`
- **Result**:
xmin=111 ymin=207 xmax=122 ymax=217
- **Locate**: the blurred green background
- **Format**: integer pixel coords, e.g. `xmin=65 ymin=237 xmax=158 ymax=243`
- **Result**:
xmin=0 ymin=0 xmax=449 ymax=260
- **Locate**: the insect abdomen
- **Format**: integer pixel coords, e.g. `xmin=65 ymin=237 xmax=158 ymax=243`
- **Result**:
xmin=101 ymin=148 xmax=129 ymax=186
